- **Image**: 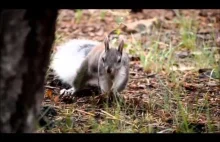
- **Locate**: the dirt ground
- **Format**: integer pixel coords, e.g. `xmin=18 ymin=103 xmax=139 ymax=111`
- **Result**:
xmin=39 ymin=9 xmax=220 ymax=133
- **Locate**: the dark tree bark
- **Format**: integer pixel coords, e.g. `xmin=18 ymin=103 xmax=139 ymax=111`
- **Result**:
xmin=0 ymin=9 xmax=58 ymax=133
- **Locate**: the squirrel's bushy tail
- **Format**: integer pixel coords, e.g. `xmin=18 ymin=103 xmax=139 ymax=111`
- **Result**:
xmin=50 ymin=39 xmax=100 ymax=85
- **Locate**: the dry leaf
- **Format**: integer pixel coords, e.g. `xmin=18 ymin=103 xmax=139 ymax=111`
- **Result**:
xmin=170 ymin=64 xmax=195 ymax=72
xmin=123 ymin=18 xmax=159 ymax=34
xmin=45 ymin=89 xmax=53 ymax=99
xmin=54 ymin=96 xmax=60 ymax=103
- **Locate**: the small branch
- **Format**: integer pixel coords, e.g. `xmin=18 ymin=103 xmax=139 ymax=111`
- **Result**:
xmin=100 ymin=110 xmax=138 ymax=129
xmin=44 ymin=85 xmax=58 ymax=89
xmin=73 ymin=109 xmax=95 ymax=117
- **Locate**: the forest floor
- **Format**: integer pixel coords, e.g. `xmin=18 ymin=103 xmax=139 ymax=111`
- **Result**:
xmin=38 ymin=9 xmax=220 ymax=133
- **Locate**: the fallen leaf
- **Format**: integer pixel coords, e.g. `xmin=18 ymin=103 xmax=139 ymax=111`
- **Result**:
xmin=216 ymin=34 xmax=220 ymax=47
xmin=183 ymin=83 xmax=198 ymax=91
xmin=96 ymin=28 xmax=104 ymax=36
xmin=122 ymin=18 xmax=159 ymax=34
xmin=207 ymin=82 xmax=218 ymax=87
xmin=170 ymin=64 xmax=195 ymax=72
xmin=175 ymin=51 xmax=190 ymax=59
xmin=45 ymin=89 xmax=53 ymax=99
xmin=54 ymin=96 xmax=60 ymax=103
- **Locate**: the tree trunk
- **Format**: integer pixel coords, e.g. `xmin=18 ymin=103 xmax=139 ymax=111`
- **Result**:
xmin=0 ymin=9 xmax=58 ymax=133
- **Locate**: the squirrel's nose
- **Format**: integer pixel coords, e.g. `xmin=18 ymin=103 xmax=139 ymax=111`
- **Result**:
xmin=106 ymin=66 xmax=111 ymax=74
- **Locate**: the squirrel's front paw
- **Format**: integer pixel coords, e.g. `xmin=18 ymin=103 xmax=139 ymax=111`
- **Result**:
xmin=59 ymin=88 xmax=75 ymax=98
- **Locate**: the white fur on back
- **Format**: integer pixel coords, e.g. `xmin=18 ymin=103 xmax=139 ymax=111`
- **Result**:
xmin=50 ymin=39 xmax=100 ymax=86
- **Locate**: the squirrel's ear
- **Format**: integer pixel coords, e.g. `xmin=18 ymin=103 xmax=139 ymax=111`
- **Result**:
xmin=104 ymin=36 xmax=110 ymax=51
xmin=118 ymin=40 xmax=124 ymax=54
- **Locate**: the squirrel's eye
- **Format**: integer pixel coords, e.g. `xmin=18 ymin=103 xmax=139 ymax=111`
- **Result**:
xmin=102 ymin=57 xmax=105 ymax=62
xmin=117 ymin=57 xmax=121 ymax=63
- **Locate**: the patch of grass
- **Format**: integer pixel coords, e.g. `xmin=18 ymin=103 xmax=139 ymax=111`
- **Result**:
xmin=54 ymin=31 xmax=67 ymax=46
xmin=115 ymin=16 xmax=125 ymax=25
xmin=129 ymin=10 xmax=219 ymax=133
xmin=75 ymin=9 xmax=83 ymax=24
xmin=138 ymin=36 xmax=177 ymax=74
xmin=100 ymin=10 xmax=107 ymax=21
xmin=193 ymin=43 xmax=219 ymax=69
xmin=174 ymin=15 xmax=198 ymax=50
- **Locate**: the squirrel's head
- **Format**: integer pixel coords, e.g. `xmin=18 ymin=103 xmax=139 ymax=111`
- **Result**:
xmin=100 ymin=36 xmax=125 ymax=77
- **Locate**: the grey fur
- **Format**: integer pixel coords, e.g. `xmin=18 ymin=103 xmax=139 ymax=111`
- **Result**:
xmin=78 ymin=44 xmax=96 ymax=56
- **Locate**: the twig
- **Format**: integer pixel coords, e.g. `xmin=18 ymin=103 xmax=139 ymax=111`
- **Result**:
xmin=100 ymin=110 xmax=138 ymax=129
xmin=45 ymin=85 xmax=58 ymax=89
xmin=73 ymin=109 xmax=95 ymax=117
xmin=157 ymin=128 xmax=174 ymax=133
xmin=100 ymin=110 xmax=116 ymax=119
xmin=172 ymin=9 xmax=181 ymax=18
xmin=130 ymin=74 xmax=157 ymax=80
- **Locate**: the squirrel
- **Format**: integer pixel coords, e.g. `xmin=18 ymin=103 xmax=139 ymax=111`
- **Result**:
xmin=50 ymin=35 xmax=130 ymax=98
